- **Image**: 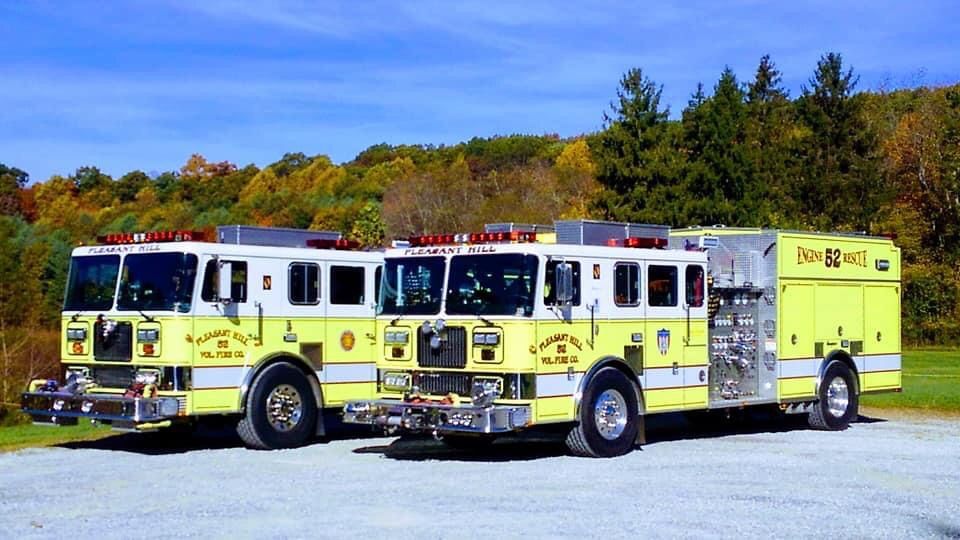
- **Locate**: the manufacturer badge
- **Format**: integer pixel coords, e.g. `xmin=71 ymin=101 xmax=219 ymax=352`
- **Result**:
xmin=657 ymin=328 xmax=670 ymax=356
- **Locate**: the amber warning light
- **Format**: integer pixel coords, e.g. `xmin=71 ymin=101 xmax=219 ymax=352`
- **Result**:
xmin=98 ymin=230 xmax=205 ymax=245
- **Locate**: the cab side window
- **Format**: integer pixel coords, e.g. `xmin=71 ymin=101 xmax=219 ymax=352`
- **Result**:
xmin=544 ymin=260 xmax=581 ymax=306
xmin=648 ymin=265 xmax=677 ymax=307
xmin=289 ymin=262 xmax=320 ymax=305
xmin=685 ymin=265 xmax=705 ymax=308
xmin=331 ymin=266 xmax=365 ymax=305
xmin=614 ymin=263 xmax=641 ymax=306
xmin=202 ymin=260 xmax=248 ymax=303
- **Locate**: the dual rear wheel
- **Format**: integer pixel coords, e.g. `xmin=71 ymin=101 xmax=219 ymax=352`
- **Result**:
xmin=808 ymin=361 xmax=859 ymax=430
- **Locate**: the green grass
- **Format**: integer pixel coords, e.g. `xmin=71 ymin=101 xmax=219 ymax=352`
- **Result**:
xmin=861 ymin=349 xmax=960 ymax=414
xmin=0 ymin=420 xmax=115 ymax=452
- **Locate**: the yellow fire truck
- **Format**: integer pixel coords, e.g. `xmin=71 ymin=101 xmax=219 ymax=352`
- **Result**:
xmin=22 ymin=226 xmax=382 ymax=449
xmin=344 ymin=221 xmax=901 ymax=457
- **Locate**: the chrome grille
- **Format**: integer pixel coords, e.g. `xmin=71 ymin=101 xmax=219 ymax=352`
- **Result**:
xmin=417 ymin=326 xmax=467 ymax=368
xmin=93 ymin=321 xmax=133 ymax=362
xmin=413 ymin=372 xmax=472 ymax=396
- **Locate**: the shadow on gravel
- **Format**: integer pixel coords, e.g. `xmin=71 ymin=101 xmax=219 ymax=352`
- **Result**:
xmin=355 ymin=408 xmax=890 ymax=462
xmin=56 ymin=413 xmax=379 ymax=455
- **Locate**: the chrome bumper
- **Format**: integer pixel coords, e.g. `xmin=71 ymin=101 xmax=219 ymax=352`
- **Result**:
xmin=343 ymin=399 xmax=532 ymax=434
xmin=21 ymin=391 xmax=182 ymax=425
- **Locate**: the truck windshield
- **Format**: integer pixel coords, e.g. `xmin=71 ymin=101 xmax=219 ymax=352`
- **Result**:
xmin=63 ymin=255 xmax=121 ymax=311
xmin=117 ymin=253 xmax=199 ymax=312
xmin=446 ymin=254 xmax=538 ymax=317
xmin=378 ymin=257 xmax=445 ymax=315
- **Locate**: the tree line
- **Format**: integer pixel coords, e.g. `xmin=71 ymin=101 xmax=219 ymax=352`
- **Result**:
xmin=0 ymin=52 xmax=958 ymax=415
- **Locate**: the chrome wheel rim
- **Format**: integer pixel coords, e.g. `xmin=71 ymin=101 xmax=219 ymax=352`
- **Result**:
xmin=266 ymin=384 xmax=303 ymax=432
xmin=594 ymin=389 xmax=628 ymax=440
xmin=826 ymin=376 xmax=849 ymax=418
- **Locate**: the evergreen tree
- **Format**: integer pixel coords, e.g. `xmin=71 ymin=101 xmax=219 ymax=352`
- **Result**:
xmin=681 ymin=67 xmax=751 ymax=226
xmin=592 ymin=68 xmax=681 ymax=223
xmin=796 ymin=52 xmax=884 ymax=231
xmin=745 ymin=55 xmax=798 ymax=226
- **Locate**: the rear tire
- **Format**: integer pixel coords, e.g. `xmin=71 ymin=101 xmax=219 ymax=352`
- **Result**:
xmin=237 ymin=363 xmax=318 ymax=450
xmin=566 ymin=368 xmax=639 ymax=458
xmin=808 ymin=361 xmax=858 ymax=430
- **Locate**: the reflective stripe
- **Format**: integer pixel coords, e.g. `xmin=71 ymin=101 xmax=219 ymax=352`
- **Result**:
xmin=643 ymin=366 xmax=705 ymax=390
xmin=193 ymin=366 xmax=249 ymax=389
xmin=536 ymin=372 xmax=583 ymax=397
xmin=321 ymin=363 xmax=376 ymax=384
xmin=863 ymin=353 xmax=901 ymax=373
xmin=778 ymin=358 xmax=819 ymax=379
xmin=780 ymin=354 xmax=901 ymax=381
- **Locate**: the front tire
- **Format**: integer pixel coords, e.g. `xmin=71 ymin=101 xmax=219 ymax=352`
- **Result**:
xmin=808 ymin=361 xmax=858 ymax=430
xmin=237 ymin=363 xmax=319 ymax=450
xmin=566 ymin=368 xmax=639 ymax=457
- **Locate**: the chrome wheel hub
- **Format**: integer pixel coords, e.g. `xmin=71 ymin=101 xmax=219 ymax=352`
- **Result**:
xmin=594 ymin=389 xmax=628 ymax=440
xmin=266 ymin=384 xmax=303 ymax=432
xmin=826 ymin=376 xmax=849 ymax=418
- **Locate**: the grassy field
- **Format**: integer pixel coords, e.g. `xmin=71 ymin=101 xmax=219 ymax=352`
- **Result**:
xmin=0 ymin=349 xmax=955 ymax=453
xmin=0 ymin=420 xmax=114 ymax=453
xmin=861 ymin=348 xmax=960 ymax=414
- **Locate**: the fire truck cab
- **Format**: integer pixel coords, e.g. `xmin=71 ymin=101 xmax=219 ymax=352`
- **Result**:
xmin=344 ymin=221 xmax=902 ymax=457
xmin=22 ymin=226 xmax=383 ymax=449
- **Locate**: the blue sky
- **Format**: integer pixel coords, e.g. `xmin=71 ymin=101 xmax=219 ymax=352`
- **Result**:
xmin=1 ymin=1 xmax=957 ymax=182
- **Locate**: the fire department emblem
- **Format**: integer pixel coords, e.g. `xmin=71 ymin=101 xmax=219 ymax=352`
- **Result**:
xmin=340 ymin=330 xmax=356 ymax=351
xmin=657 ymin=328 xmax=670 ymax=355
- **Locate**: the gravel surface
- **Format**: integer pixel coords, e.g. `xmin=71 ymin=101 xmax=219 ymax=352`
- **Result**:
xmin=1 ymin=412 xmax=958 ymax=539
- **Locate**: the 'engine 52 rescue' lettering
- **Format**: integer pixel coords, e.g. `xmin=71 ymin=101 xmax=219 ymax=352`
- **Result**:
xmin=797 ymin=246 xmax=868 ymax=269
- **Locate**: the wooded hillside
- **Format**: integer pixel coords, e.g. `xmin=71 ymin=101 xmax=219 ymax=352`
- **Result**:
xmin=1 ymin=53 xmax=958 ymax=414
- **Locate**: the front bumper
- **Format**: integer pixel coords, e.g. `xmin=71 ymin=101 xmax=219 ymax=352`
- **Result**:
xmin=21 ymin=391 xmax=182 ymax=425
xmin=343 ymin=399 xmax=532 ymax=434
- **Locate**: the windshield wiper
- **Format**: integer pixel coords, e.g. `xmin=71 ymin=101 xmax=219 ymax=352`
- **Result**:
xmin=71 ymin=311 xmax=83 ymax=322
xmin=474 ymin=304 xmax=493 ymax=326
xmin=390 ymin=304 xmax=406 ymax=326
xmin=138 ymin=310 xmax=156 ymax=322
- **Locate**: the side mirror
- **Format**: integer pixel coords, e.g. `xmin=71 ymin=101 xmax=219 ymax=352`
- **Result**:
xmin=218 ymin=261 xmax=233 ymax=304
xmin=556 ymin=263 xmax=573 ymax=305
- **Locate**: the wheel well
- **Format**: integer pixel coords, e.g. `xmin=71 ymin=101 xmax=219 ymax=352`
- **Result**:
xmin=819 ymin=350 xmax=860 ymax=395
xmin=238 ymin=354 xmax=323 ymax=413
xmin=575 ymin=357 xmax=644 ymax=415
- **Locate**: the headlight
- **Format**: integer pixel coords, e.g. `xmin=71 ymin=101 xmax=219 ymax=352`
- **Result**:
xmin=382 ymin=372 xmax=411 ymax=390
xmin=474 ymin=332 xmax=500 ymax=346
xmin=135 ymin=369 xmax=160 ymax=385
xmin=471 ymin=377 xmax=502 ymax=408
xmin=384 ymin=330 xmax=409 ymax=344
xmin=137 ymin=328 xmax=160 ymax=342
xmin=65 ymin=366 xmax=90 ymax=380
xmin=66 ymin=328 xmax=87 ymax=341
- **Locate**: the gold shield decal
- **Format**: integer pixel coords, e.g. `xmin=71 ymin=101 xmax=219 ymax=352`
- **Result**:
xmin=340 ymin=330 xmax=356 ymax=351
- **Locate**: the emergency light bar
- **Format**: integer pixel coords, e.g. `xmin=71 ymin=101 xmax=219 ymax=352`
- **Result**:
xmin=612 ymin=237 xmax=668 ymax=249
xmin=305 ymin=238 xmax=361 ymax=250
xmin=408 ymin=231 xmax=538 ymax=247
xmin=98 ymin=230 xmax=205 ymax=245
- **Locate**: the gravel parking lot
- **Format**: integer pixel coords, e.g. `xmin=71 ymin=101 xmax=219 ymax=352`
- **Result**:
xmin=1 ymin=412 xmax=958 ymax=539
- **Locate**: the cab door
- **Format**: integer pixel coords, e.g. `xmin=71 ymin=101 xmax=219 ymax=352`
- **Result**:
xmin=643 ymin=262 xmax=686 ymax=411
xmin=681 ymin=263 xmax=709 ymax=408
xmin=322 ymin=262 xmax=377 ymax=405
